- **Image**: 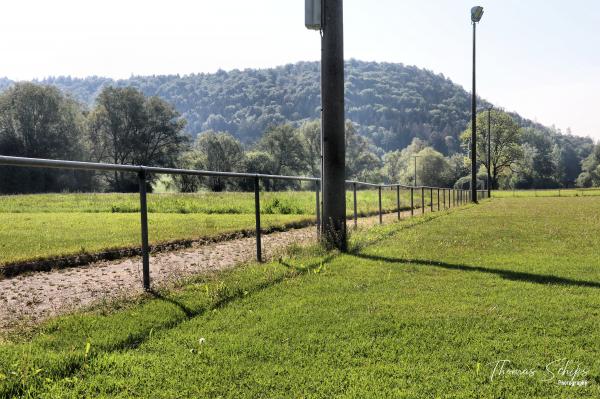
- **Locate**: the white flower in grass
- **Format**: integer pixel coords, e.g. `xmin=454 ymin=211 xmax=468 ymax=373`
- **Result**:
xmin=199 ymin=337 xmax=206 ymax=345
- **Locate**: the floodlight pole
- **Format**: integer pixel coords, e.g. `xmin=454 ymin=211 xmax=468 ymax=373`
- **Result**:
xmin=487 ymin=106 xmax=492 ymax=197
xmin=321 ymin=0 xmax=347 ymax=250
xmin=471 ymin=20 xmax=478 ymax=203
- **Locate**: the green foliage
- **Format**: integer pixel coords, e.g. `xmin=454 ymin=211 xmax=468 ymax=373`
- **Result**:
xmin=0 ymin=83 xmax=89 ymax=194
xmin=258 ymin=124 xmax=308 ymax=175
xmin=0 ymin=62 xmax=594 ymax=192
xmin=461 ymin=110 xmax=522 ymax=189
xmin=194 ymin=130 xmax=245 ymax=191
xmin=87 ymin=87 xmax=189 ymax=191
xmin=576 ymin=143 xmax=600 ymax=188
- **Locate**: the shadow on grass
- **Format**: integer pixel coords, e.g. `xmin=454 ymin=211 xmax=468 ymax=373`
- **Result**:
xmin=2 ymin=255 xmax=338 ymax=397
xmin=352 ymin=253 xmax=600 ymax=289
xmin=147 ymin=253 xmax=336 ymax=322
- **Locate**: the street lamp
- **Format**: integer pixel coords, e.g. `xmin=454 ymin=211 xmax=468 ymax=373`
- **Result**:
xmin=486 ymin=106 xmax=493 ymax=197
xmin=412 ymin=155 xmax=422 ymax=187
xmin=470 ymin=5 xmax=483 ymax=202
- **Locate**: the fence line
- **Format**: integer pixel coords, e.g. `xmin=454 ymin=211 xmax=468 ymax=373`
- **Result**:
xmin=0 ymin=155 xmax=488 ymax=290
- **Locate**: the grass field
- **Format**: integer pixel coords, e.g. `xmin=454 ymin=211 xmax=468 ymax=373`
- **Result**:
xmin=1 ymin=197 xmax=598 ymax=397
xmin=0 ymin=189 xmax=440 ymax=266
xmin=493 ymin=188 xmax=600 ymax=198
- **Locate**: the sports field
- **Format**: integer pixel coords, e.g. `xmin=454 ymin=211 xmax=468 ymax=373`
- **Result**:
xmin=1 ymin=196 xmax=598 ymax=397
xmin=0 ymin=189 xmax=430 ymax=266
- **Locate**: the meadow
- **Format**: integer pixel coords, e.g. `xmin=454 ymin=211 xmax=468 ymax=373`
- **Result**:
xmin=0 ymin=189 xmax=437 ymax=266
xmin=492 ymin=188 xmax=600 ymax=198
xmin=0 ymin=197 xmax=598 ymax=397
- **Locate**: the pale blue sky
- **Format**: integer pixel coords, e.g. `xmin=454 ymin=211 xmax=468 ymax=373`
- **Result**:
xmin=1 ymin=0 xmax=598 ymax=139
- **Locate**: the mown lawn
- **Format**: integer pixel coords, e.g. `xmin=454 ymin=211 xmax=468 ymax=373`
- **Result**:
xmin=0 ymin=213 xmax=312 ymax=265
xmin=493 ymin=188 xmax=600 ymax=198
xmin=0 ymin=189 xmax=435 ymax=266
xmin=0 ymin=197 xmax=598 ymax=398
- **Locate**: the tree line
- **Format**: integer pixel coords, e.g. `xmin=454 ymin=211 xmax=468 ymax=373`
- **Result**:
xmin=0 ymin=83 xmax=187 ymax=193
xmin=0 ymin=81 xmax=598 ymax=194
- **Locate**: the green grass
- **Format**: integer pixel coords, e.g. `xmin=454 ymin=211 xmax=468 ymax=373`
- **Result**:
xmin=0 ymin=213 xmax=311 ymax=265
xmin=493 ymin=188 xmax=600 ymax=198
xmin=1 ymin=197 xmax=598 ymax=398
xmin=0 ymin=189 xmax=439 ymax=266
xmin=0 ymin=190 xmax=422 ymax=215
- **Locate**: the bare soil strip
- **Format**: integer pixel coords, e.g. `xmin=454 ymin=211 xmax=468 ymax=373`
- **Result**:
xmin=0 ymin=208 xmax=438 ymax=330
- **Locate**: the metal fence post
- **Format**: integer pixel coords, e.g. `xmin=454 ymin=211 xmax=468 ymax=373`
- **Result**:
xmin=410 ymin=187 xmax=414 ymax=217
xmin=254 ymin=176 xmax=262 ymax=262
xmin=138 ymin=170 xmax=150 ymax=291
xmin=421 ymin=187 xmax=425 ymax=214
xmin=378 ymin=185 xmax=383 ymax=224
xmin=315 ymin=181 xmax=321 ymax=238
xmin=430 ymin=188 xmax=434 ymax=212
xmin=396 ymin=185 xmax=401 ymax=220
xmin=353 ymin=182 xmax=358 ymax=230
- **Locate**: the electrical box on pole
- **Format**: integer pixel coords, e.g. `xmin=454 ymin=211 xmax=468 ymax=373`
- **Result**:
xmin=305 ymin=0 xmax=322 ymax=30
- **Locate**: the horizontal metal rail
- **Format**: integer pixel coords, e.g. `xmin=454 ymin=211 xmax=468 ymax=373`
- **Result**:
xmin=0 ymin=155 xmax=319 ymax=182
xmin=0 ymin=154 xmax=488 ymax=290
xmin=0 ymin=156 xmax=490 ymax=192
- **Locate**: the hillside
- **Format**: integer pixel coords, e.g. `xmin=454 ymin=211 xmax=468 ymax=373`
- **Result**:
xmin=0 ymin=61 xmax=581 ymax=157
xmin=25 ymin=61 xmax=494 ymax=153
xmin=0 ymin=60 xmax=595 ymax=189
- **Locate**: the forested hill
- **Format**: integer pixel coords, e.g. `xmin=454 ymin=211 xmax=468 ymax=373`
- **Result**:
xmin=13 ymin=61 xmax=505 ymax=152
xmin=4 ymin=60 xmax=591 ymax=157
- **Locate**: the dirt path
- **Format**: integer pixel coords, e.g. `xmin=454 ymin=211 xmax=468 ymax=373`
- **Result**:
xmin=0 ymin=206 xmax=444 ymax=330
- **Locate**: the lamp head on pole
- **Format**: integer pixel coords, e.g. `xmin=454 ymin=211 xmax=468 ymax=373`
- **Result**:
xmin=471 ymin=6 xmax=484 ymax=23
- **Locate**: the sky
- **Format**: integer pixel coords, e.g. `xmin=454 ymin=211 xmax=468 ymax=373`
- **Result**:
xmin=0 ymin=0 xmax=599 ymax=140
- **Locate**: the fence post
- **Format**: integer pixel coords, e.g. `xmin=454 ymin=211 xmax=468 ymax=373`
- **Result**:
xmin=378 ymin=185 xmax=383 ymax=224
xmin=410 ymin=187 xmax=414 ymax=217
xmin=430 ymin=188 xmax=434 ymax=212
xmin=315 ymin=181 xmax=321 ymax=238
xmin=254 ymin=176 xmax=262 ymax=262
xmin=396 ymin=185 xmax=401 ymax=220
xmin=353 ymin=182 xmax=358 ymax=230
xmin=138 ymin=170 xmax=150 ymax=291
xmin=437 ymin=189 xmax=440 ymax=211
xmin=443 ymin=189 xmax=446 ymax=209
xmin=421 ymin=187 xmax=425 ymax=214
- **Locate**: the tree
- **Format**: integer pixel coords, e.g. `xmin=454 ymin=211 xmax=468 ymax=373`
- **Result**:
xmin=171 ymin=150 xmax=204 ymax=193
xmin=345 ymin=121 xmax=382 ymax=181
xmin=0 ymin=82 xmax=88 ymax=193
xmin=576 ymin=143 xmax=600 ymax=187
xmin=240 ymin=151 xmax=277 ymax=191
xmin=382 ymin=150 xmax=403 ymax=184
xmin=461 ymin=110 xmax=522 ymax=189
xmin=257 ymin=124 xmax=307 ymax=189
xmin=413 ymin=147 xmax=450 ymax=187
xmin=298 ymin=120 xmax=321 ymax=178
xmin=195 ymin=131 xmax=245 ymax=191
xmin=88 ymin=87 xmax=188 ymax=191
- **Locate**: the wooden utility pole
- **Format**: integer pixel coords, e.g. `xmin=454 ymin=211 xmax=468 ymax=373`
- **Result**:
xmin=321 ymin=0 xmax=346 ymax=250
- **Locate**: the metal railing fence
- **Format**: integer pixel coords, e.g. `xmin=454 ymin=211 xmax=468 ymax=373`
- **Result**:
xmin=0 ymin=155 xmax=488 ymax=290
